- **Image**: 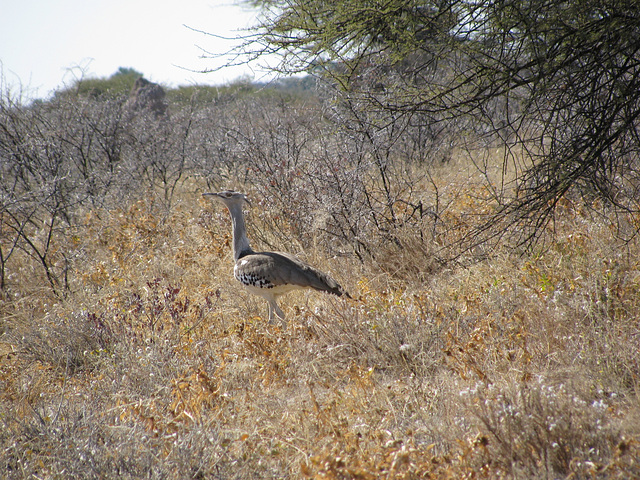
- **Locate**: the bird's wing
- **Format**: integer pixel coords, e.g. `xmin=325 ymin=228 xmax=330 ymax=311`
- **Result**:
xmin=237 ymin=252 xmax=348 ymax=297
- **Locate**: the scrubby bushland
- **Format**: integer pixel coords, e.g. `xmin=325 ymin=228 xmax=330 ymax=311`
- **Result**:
xmin=0 ymin=84 xmax=221 ymax=295
xmin=0 ymin=74 xmax=453 ymax=295
xmin=2 ymin=70 xmax=640 ymax=478
xmin=2 ymin=179 xmax=639 ymax=479
xmin=235 ymin=0 xmax=640 ymax=254
xmin=194 ymin=89 xmax=455 ymax=275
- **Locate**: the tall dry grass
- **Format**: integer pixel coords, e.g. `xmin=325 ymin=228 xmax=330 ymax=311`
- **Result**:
xmin=2 ymin=169 xmax=639 ymax=479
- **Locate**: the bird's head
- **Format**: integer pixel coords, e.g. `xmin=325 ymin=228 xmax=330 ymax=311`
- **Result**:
xmin=202 ymin=190 xmax=251 ymax=208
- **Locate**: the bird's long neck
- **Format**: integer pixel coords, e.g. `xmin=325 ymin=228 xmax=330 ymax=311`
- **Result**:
xmin=227 ymin=203 xmax=253 ymax=261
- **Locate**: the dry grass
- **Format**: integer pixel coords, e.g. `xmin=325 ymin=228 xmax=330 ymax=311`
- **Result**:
xmin=1 ymin=177 xmax=640 ymax=479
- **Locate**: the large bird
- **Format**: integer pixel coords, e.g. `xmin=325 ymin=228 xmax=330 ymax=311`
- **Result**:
xmin=203 ymin=190 xmax=350 ymax=323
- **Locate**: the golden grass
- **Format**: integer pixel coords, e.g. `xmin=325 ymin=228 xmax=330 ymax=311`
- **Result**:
xmin=1 ymin=177 xmax=640 ymax=478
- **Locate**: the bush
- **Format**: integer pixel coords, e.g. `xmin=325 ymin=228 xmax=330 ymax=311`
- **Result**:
xmin=2 ymin=74 xmax=640 ymax=479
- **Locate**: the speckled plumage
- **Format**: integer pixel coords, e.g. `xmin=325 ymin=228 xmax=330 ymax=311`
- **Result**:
xmin=203 ymin=190 xmax=350 ymax=324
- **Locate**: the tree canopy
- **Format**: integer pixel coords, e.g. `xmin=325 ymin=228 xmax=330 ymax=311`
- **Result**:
xmin=240 ymin=0 xmax=640 ymax=246
xmin=54 ymin=67 xmax=145 ymax=99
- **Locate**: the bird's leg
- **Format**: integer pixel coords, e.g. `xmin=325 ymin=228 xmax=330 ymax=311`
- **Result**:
xmin=267 ymin=302 xmax=275 ymax=324
xmin=273 ymin=301 xmax=285 ymax=321
xmin=266 ymin=298 xmax=286 ymax=327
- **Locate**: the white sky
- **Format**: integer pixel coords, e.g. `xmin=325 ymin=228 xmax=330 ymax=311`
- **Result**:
xmin=0 ymin=0 xmax=264 ymax=99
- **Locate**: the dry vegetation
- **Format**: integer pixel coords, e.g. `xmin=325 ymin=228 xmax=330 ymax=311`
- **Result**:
xmin=1 ymin=84 xmax=640 ymax=479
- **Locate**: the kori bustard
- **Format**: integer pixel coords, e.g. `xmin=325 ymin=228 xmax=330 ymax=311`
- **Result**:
xmin=203 ymin=191 xmax=350 ymax=323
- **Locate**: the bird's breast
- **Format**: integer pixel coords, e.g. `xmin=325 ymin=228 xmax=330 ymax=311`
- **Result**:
xmin=234 ymin=261 xmax=275 ymax=289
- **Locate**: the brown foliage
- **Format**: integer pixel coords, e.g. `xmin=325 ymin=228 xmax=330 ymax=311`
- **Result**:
xmin=2 ymin=178 xmax=640 ymax=478
xmin=1 ymin=84 xmax=639 ymax=479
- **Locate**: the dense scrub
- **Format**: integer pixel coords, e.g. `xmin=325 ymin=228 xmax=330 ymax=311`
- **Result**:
xmin=1 ymin=82 xmax=639 ymax=478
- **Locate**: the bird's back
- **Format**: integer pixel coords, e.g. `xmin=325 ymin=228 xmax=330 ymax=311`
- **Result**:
xmin=234 ymin=251 xmax=347 ymax=297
